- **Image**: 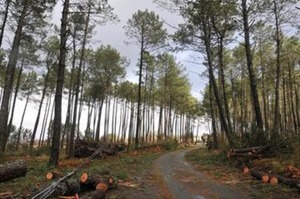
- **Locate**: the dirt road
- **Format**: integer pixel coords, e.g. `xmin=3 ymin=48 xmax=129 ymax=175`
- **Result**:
xmin=155 ymin=149 xmax=252 ymax=199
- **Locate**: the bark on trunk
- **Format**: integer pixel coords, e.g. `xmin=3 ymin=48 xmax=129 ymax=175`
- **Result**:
xmin=0 ymin=0 xmax=10 ymax=48
xmin=30 ymin=66 xmax=50 ymax=153
xmin=49 ymin=0 xmax=69 ymax=166
xmin=241 ymin=0 xmax=264 ymax=136
xmin=3 ymin=61 xmax=24 ymax=151
xmin=0 ymin=160 xmax=27 ymax=183
xmin=0 ymin=1 xmax=28 ymax=153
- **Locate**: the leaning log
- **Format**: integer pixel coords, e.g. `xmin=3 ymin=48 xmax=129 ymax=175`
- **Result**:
xmin=250 ymin=169 xmax=269 ymax=183
xmin=0 ymin=159 xmax=27 ymax=183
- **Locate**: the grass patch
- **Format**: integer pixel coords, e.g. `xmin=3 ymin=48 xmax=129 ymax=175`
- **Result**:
xmin=0 ymin=151 xmax=162 ymax=197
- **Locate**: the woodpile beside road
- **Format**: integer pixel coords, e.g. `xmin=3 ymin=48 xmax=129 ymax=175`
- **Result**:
xmin=228 ymin=145 xmax=300 ymax=191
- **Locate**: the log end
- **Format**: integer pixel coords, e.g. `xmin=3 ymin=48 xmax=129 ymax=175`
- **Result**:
xmin=46 ymin=172 xmax=54 ymax=180
xmin=80 ymin=172 xmax=88 ymax=183
xmin=96 ymin=182 xmax=108 ymax=192
xmin=262 ymin=175 xmax=269 ymax=183
xmin=269 ymin=176 xmax=278 ymax=185
xmin=242 ymin=166 xmax=249 ymax=174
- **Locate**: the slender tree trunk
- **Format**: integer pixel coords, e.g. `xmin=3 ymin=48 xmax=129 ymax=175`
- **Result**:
xmin=47 ymin=100 xmax=55 ymax=147
xmin=128 ymin=102 xmax=135 ymax=149
xmin=69 ymin=5 xmax=91 ymax=158
xmin=135 ymin=40 xmax=144 ymax=149
xmin=0 ymin=0 xmax=10 ymax=48
xmin=288 ymin=63 xmax=297 ymax=134
xmin=218 ymin=36 xmax=233 ymax=135
xmin=282 ymin=73 xmax=287 ymax=133
xmin=85 ymin=98 xmax=93 ymax=138
xmin=259 ymin=41 xmax=269 ymax=135
xmin=30 ymin=66 xmax=50 ymax=153
xmin=0 ymin=1 xmax=28 ymax=153
xmin=95 ymin=99 xmax=104 ymax=141
xmin=49 ymin=0 xmax=69 ymax=166
xmin=158 ymin=101 xmax=163 ymax=136
xmin=209 ymin=80 xmax=218 ymax=149
xmin=38 ymin=92 xmax=52 ymax=149
xmin=16 ymin=92 xmax=30 ymax=150
xmin=3 ymin=62 xmax=24 ymax=151
xmin=273 ymin=0 xmax=282 ymax=139
xmin=241 ymin=0 xmax=264 ymax=142
xmin=201 ymin=11 xmax=235 ymax=147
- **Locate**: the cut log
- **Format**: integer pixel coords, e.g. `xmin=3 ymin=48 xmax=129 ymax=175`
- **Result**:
xmin=230 ymin=146 xmax=266 ymax=153
xmin=50 ymin=179 xmax=80 ymax=197
xmin=80 ymin=172 xmax=117 ymax=191
xmin=91 ymin=190 xmax=106 ymax=199
xmin=241 ymin=165 xmax=249 ymax=174
xmin=0 ymin=159 xmax=27 ymax=183
xmin=96 ymin=182 xmax=108 ymax=192
xmin=228 ymin=144 xmax=270 ymax=159
xmin=250 ymin=169 xmax=269 ymax=183
xmin=46 ymin=171 xmax=63 ymax=180
xmin=287 ymin=165 xmax=300 ymax=178
xmin=273 ymin=175 xmax=300 ymax=189
xmin=269 ymin=176 xmax=278 ymax=185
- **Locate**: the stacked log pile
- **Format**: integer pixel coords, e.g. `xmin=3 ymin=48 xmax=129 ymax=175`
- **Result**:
xmin=0 ymin=159 xmax=27 ymax=183
xmin=80 ymin=171 xmax=117 ymax=198
xmin=228 ymin=145 xmax=300 ymax=191
xmin=227 ymin=145 xmax=270 ymax=159
xmin=74 ymin=140 xmax=126 ymax=158
xmin=41 ymin=170 xmax=118 ymax=199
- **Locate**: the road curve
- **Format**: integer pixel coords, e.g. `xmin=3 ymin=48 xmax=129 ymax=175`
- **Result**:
xmin=155 ymin=148 xmax=252 ymax=199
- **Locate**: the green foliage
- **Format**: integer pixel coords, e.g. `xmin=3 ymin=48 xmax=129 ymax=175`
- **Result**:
xmin=115 ymin=170 xmax=129 ymax=180
xmin=124 ymin=9 xmax=168 ymax=50
xmin=158 ymin=136 xmax=178 ymax=151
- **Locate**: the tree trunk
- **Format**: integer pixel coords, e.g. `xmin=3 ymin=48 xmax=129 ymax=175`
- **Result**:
xmin=49 ymin=0 xmax=69 ymax=166
xmin=0 ymin=0 xmax=10 ymax=48
xmin=3 ymin=62 xmax=24 ymax=151
xmin=16 ymin=91 xmax=30 ymax=150
xmin=0 ymin=1 xmax=28 ymax=153
xmin=69 ymin=5 xmax=91 ymax=158
xmin=272 ymin=0 xmax=282 ymax=139
xmin=85 ymin=98 xmax=93 ymax=138
xmin=241 ymin=0 xmax=264 ymax=139
xmin=209 ymin=80 xmax=218 ymax=149
xmin=38 ymin=92 xmax=52 ymax=149
xmin=128 ymin=102 xmax=135 ymax=148
xmin=95 ymin=99 xmax=104 ymax=141
xmin=288 ymin=63 xmax=298 ymax=134
xmin=47 ymin=100 xmax=55 ymax=147
xmin=218 ymin=36 xmax=233 ymax=136
xmin=135 ymin=38 xmax=144 ymax=149
xmin=30 ymin=66 xmax=50 ymax=153
xmin=201 ymin=11 xmax=235 ymax=147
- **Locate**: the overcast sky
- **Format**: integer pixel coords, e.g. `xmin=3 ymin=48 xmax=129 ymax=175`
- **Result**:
xmin=52 ymin=0 xmax=207 ymax=99
xmin=4 ymin=0 xmax=209 ymax=136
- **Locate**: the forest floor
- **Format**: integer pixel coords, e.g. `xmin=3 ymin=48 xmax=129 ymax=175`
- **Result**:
xmin=185 ymin=147 xmax=300 ymax=199
xmin=0 ymin=146 xmax=299 ymax=198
